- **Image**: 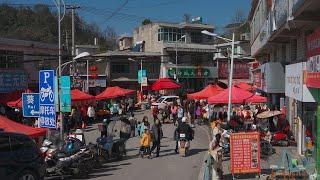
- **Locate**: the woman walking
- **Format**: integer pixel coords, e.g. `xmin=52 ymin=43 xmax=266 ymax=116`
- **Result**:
xmin=150 ymin=119 xmax=163 ymax=157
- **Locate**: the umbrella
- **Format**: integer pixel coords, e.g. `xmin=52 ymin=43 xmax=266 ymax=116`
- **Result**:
xmin=256 ymin=110 xmax=282 ymax=119
xmin=6 ymin=89 xmax=33 ymax=108
xmin=208 ymin=86 xmax=254 ymax=104
xmin=0 ymin=115 xmax=46 ymax=138
xmin=151 ymin=78 xmax=181 ymax=91
xmin=95 ymin=86 xmax=135 ymax=100
xmin=71 ymin=89 xmax=94 ymax=101
xmin=187 ymin=84 xmax=224 ymax=100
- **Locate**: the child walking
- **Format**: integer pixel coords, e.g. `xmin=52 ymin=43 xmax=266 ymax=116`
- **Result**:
xmin=140 ymin=128 xmax=151 ymax=158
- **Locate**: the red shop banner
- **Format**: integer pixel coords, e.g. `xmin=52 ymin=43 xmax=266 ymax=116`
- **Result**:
xmin=306 ymin=27 xmax=320 ymax=88
xmin=218 ymin=61 xmax=250 ymax=79
xmin=230 ymin=132 xmax=261 ymax=175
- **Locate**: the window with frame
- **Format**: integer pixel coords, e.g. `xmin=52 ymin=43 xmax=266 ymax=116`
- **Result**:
xmin=157 ymin=27 xmax=185 ymax=42
xmin=0 ymin=50 xmax=23 ymax=69
xmin=111 ymin=62 xmax=130 ymax=73
xmin=191 ymin=31 xmax=203 ymax=43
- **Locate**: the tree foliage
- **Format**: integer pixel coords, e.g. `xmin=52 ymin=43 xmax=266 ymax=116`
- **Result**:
xmin=142 ymin=19 xmax=152 ymax=25
xmin=0 ymin=4 xmax=116 ymax=51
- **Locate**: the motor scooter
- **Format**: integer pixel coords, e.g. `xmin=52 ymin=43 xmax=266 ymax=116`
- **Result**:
xmin=271 ymin=130 xmax=296 ymax=146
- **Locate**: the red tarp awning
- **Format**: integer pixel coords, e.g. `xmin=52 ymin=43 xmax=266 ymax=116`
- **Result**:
xmin=0 ymin=115 xmax=47 ymax=138
xmin=245 ymin=94 xmax=267 ymax=103
xmin=71 ymin=89 xmax=95 ymax=101
xmin=151 ymin=78 xmax=181 ymax=91
xmin=208 ymin=86 xmax=265 ymax=104
xmin=187 ymin=84 xmax=224 ymax=100
xmin=95 ymin=86 xmax=135 ymax=100
xmin=234 ymin=82 xmax=256 ymax=91
xmin=6 ymin=89 xmax=33 ymax=108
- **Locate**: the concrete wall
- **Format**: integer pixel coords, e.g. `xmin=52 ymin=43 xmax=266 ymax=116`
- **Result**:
xmin=133 ymin=24 xmax=163 ymax=52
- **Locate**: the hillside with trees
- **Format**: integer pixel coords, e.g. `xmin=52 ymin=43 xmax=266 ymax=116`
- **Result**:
xmin=0 ymin=4 xmax=117 ymax=51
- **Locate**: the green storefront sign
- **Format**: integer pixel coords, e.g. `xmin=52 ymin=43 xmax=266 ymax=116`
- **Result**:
xmin=168 ymin=67 xmax=211 ymax=78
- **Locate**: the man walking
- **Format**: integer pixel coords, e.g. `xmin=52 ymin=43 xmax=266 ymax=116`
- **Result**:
xmin=87 ymin=105 xmax=95 ymax=125
xmin=151 ymin=119 xmax=163 ymax=157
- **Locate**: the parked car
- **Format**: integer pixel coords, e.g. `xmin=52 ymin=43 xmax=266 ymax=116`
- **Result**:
xmin=0 ymin=131 xmax=45 ymax=180
xmin=152 ymin=96 xmax=180 ymax=109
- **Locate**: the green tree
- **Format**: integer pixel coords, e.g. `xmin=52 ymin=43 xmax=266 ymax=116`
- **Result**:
xmin=0 ymin=4 xmax=112 ymax=50
xmin=142 ymin=19 xmax=152 ymax=25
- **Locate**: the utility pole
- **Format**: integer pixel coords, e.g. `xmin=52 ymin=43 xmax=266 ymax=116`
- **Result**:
xmin=66 ymin=5 xmax=80 ymax=57
xmin=57 ymin=0 xmax=63 ymax=141
xmin=66 ymin=5 xmax=80 ymax=87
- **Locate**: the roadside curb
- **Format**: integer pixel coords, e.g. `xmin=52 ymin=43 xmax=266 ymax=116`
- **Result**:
xmin=198 ymin=125 xmax=212 ymax=180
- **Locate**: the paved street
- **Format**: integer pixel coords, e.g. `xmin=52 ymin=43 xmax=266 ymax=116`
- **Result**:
xmin=82 ymin=110 xmax=210 ymax=180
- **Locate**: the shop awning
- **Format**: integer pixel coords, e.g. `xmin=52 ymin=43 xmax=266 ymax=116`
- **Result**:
xmin=151 ymin=78 xmax=181 ymax=91
xmin=95 ymin=86 xmax=135 ymax=100
xmin=0 ymin=115 xmax=47 ymax=138
xmin=187 ymin=84 xmax=224 ymax=100
xmin=6 ymin=89 xmax=33 ymax=108
xmin=71 ymin=89 xmax=95 ymax=101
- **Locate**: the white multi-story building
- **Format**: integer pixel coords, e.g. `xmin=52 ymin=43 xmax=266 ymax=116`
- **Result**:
xmin=248 ymin=0 xmax=320 ymax=166
xmin=133 ymin=21 xmax=218 ymax=91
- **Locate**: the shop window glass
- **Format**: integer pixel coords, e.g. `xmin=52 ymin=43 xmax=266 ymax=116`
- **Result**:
xmin=111 ymin=62 xmax=130 ymax=73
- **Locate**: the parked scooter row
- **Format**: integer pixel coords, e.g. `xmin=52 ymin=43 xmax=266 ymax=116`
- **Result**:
xmin=40 ymin=137 xmax=100 ymax=178
xmin=40 ymin=123 xmax=127 ymax=179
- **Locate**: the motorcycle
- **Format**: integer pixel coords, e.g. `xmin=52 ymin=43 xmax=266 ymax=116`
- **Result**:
xmin=178 ymin=133 xmax=190 ymax=157
xmin=96 ymin=119 xmax=126 ymax=162
xmin=271 ymin=130 xmax=296 ymax=146
xmin=41 ymin=137 xmax=98 ymax=178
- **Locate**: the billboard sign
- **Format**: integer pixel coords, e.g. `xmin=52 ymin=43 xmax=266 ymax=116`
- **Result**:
xmin=230 ymin=132 xmax=261 ymax=175
xmin=0 ymin=72 xmax=28 ymax=93
xmin=39 ymin=70 xmax=56 ymax=128
xmin=22 ymin=93 xmax=40 ymax=117
xmin=306 ymin=27 xmax=320 ymax=88
xmin=138 ymin=70 xmax=147 ymax=83
xmin=60 ymin=76 xmax=71 ymax=113
xmin=285 ymin=63 xmax=304 ymax=101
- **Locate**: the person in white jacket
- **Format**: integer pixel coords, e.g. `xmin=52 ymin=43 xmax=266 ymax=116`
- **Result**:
xmin=87 ymin=105 xmax=95 ymax=125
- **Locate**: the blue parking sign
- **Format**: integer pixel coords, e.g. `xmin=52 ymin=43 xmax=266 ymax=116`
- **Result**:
xmin=39 ymin=70 xmax=56 ymax=128
xmin=22 ymin=93 xmax=40 ymax=117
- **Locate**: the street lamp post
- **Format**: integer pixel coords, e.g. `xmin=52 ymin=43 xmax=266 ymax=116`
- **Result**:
xmin=201 ymin=30 xmax=234 ymax=122
xmin=128 ymin=58 xmax=143 ymax=92
xmin=73 ymin=52 xmax=91 ymax=92
xmin=175 ymin=35 xmax=186 ymax=82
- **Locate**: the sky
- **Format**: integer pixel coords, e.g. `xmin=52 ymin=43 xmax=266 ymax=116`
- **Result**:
xmin=1 ymin=0 xmax=251 ymax=35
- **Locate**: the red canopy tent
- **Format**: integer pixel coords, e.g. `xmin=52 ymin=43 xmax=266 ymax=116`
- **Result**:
xmin=71 ymin=89 xmax=95 ymax=101
xmin=187 ymin=84 xmax=224 ymax=100
xmin=95 ymin=86 xmax=135 ymax=100
xmin=208 ymin=86 xmax=266 ymax=104
xmin=245 ymin=94 xmax=267 ymax=103
xmin=234 ymin=82 xmax=256 ymax=91
xmin=151 ymin=78 xmax=181 ymax=91
xmin=6 ymin=89 xmax=33 ymax=108
xmin=0 ymin=115 xmax=46 ymax=138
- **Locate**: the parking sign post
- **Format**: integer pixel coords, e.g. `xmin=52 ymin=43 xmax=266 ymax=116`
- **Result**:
xmin=22 ymin=93 xmax=40 ymax=117
xmin=39 ymin=70 xmax=56 ymax=129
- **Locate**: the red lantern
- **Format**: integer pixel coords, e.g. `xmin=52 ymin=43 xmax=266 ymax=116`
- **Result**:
xmin=91 ymin=72 xmax=98 ymax=79
xmin=90 ymin=66 xmax=97 ymax=71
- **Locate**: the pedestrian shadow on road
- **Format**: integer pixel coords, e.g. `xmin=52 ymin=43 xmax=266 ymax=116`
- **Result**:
xmin=87 ymin=173 xmax=113 ymax=179
xmin=223 ymin=169 xmax=271 ymax=179
xmin=187 ymin=148 xmax=207 ymax=156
